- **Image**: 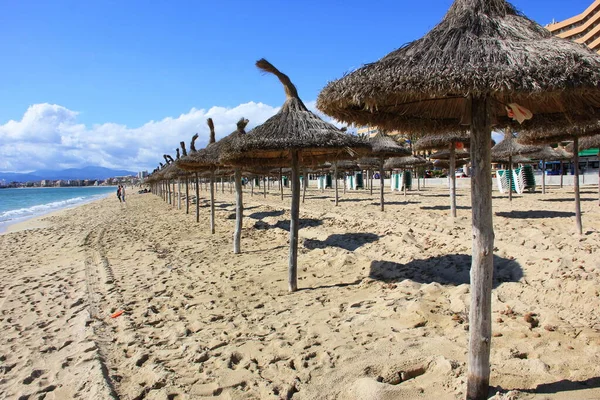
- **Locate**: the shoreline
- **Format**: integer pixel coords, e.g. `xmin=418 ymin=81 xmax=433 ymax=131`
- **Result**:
xmin=0 ymin=187 xmax=117 ymax=234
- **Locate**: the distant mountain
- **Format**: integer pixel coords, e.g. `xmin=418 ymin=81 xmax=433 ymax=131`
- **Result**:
xmin=0 ymin=166 xmax=137 ymax=182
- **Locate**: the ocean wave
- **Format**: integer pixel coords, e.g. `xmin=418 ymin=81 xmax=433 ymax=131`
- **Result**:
xmin=0 ymin=195 xmax=102 ymax=222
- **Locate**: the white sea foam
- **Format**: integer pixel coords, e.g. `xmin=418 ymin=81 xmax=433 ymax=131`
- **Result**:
xmin=0 ymin=194 xmax=108 ymax=226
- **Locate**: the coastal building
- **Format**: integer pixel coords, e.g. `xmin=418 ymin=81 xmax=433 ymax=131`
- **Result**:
xmin=138 ymin=171 xmax=148 ymax=180
xmin=546 ymin=0 xmax=600 ymax=54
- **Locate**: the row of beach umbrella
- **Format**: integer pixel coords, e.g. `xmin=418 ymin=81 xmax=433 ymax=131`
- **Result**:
xmin=145 ymin=0 xmax=600 ymax=397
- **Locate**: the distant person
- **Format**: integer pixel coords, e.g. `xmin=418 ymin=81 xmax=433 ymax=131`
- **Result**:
xmin=121 ymin=185 xmax=126 ymax=202
xmin=117 ymin=185 xmax=122 ymax=202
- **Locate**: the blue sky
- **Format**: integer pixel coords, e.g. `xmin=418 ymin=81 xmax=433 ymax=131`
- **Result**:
xmin=0 ymin=0 xmax=594 ymax=171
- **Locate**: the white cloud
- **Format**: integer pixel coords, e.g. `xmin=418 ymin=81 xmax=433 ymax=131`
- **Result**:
xmin=0 ymin=102 xmax=281 ymax=172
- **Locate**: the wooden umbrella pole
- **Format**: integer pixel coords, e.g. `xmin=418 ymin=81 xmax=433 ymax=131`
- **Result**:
xmin=334 ymin=163 xmax=339 ymax=206
xmin=177 ymin=178 xmax=182 ymax=210
xmin=210 ymin=171 xmax=216 ymax=234
xmin=263 ymin=176 xmax=267 ymax=198
xmin=185 ymin=177 xmax=190 ymax=214
xmin=403 ymin=169 xmax=407 ymax=198
xmin=251 ymin=178 xmax=254 ymax=196
xmin=560 ymin=161 xmax=564 ymax=188
xmin=508 ymin=155 xmax=513 ymax=202
xmin=289 ymin=150 xmax=300 ymax=292
xmin=370 ymin=169 xmax=373 ymax=196
xmin=467 ymin=97 xmax=494 ymax=400
xmin=222 ymin=177 xmax=224 ymax=194
xmin=168 ymin=179 xmax=172 ymax=205
xmin=302 ymin=168 xmax=307 ymax=203
xmin=280 ymin=168 xmax=284 ymax=200
xmin=379 ymin=158 xmax=385 ymax=212
xmin=416 ymin=167 xmax=420 ymax=192
xmin=450 ymin=142 xmax=457 ymax=217
xmin=233 ymin=168 xmax=243 ymax=254
xmin=573 ymin=138 xmax=583 ymax=235
xmin=195 ymin=172 xmax=200 ymax=223
xmin=173 ymin=181 xmax=177 ymax=207
xmin=597 ymin=150 xmax=600 ymax=206
xmin=542 ymin=159 xmax=546 ymax=194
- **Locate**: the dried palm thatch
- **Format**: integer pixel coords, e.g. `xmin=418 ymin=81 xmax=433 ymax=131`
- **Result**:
xmin=356 ymin=157 xmax=379 ymax=169
xmin=526 ymin=146 xmax=564 ymax=162
xmin=176 ymin=118 xmax=220 ymax=171
xmin=317 ymin=0 xmax=600 ymax=133
xmin=221 ymin=59 xmax=370 ymax=167
xmin=384 ymin=155 xmax=428 ymax=169
xmin=491 ymin=132 xmax=540 ymax=161
xmin=429 ymin=149 xmax=470 ymax=160
xmin=331 ymin=160 xmax=359 ymax=172
xmin=554 ymin=146 xmax=574 ymax=160
xmin=516 ymin=127 xmax=600 ymax=145
xmin=369 ymin=132 xmax=411 ymax=157
xmin=433 ymin=159 xmax=469 ymax=169
xmin=567 ymin=134 xmax=600 ymax=151
xmin=413 ymin=133 xmax=470 ymax=151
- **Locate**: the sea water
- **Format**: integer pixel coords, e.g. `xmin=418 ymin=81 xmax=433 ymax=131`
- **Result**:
xmin=0 ymin=186 xmax=116 ymax=232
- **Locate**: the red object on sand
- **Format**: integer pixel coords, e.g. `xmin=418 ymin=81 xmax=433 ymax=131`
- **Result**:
xmin=110 ymin=310 xmax=124 ymax=318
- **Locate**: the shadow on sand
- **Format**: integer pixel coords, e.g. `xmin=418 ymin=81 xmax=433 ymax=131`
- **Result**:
xmin=492 ymin=376 xmax=600 ymax=397
xmin=495 ymin=210 xmax=576 ymax=219
xmin=369 ymin=254 xmax=522 ymax=288
xmin=253 ymin=218 xmax=324 ymax=231
xmin=299 ymin=279 xmax=363 ymax=291
xmin=420 ymin=205 xmax=471 ymax=211
xmin=304 ymin=233 xmax=380 ymax=251
xmin=539 ymin=197 xmax=596 ymax=203
xmin=248 ymin=210 xmax=285 ymax=220
xmin=370 ymin=201 xmax=420 ymax=206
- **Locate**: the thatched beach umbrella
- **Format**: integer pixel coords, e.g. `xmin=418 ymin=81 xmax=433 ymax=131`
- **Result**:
xmin=518 ymin=128 xmax=599 ymax=234
xmin=567 ymin=134 xmax=600 ymax=206
xmin=385 ymin=155 xmax=428 ymax=196
xmin=177 ymin=118 xmax=220 ymax=234
xmin=491 ymin=130 xmax=540 ymax=201
xmin=579 ymin=135 xmax=600 ymax=206
xmin=222 ymin=59 xmax=368 ymax=293
xmin=527 ymin=146 xmax=566 ymax=194
xmin=357 ymin=157 xmax=379 ymax=195
xmin=330 ymin=160 xmax=359 ymax=203
xmin=414 ymin=133 xmax=469 ymax=216
xmin=317 ymin=0 xmax=600 ymax=396
xmin=179 ymin=141 xmax=192 ymax=214
xmin=368 ymin=132 xmax=411 ymax=211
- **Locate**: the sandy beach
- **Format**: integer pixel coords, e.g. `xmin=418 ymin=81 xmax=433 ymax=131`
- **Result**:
xmin=1 ymin=182 xmax=599 ymax=399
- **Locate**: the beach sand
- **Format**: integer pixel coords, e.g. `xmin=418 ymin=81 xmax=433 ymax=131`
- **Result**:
xmin=0 ymin=183 xmax=599 ymax=399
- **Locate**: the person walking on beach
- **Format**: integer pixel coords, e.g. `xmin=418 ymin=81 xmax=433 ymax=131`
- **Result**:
xmin=121 ymin=185 xmax=126 ymax=202
xmin=117 ymin=185 xmax=122 ymax=202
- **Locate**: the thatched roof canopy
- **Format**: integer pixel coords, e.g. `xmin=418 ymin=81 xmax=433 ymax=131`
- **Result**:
xmin=384 ymin=155 xmax=428 ymax=169
xmin=566 ymin=134 xmax=600 ymax=152
xmin=526 ymin=146 xmax=565 ymax=162
xmin=317 ymin=0 xmax=600 ymax=133
xmin=222 ymin=59 xmax=370 ymax=167
xmin=357 ymin=157 xmax=380 ymax=169
xmin=517 ymin=126 xmax=600 ymax=145
xmin=413 ymin=132 xmax=470 ymax=151
xmin=429 ymin=149 xmax=470 ymax=160
xmin=331 ymin=160 xmax=359 ymax=172
xmin=178 ymin=118 xmax=249 ymax=171
xmin=491 ymin=132 xmax=540 ymax=160
xmin=369 ymin=132 xmax=411 ymax=157
xmin=433 ymin=159 xmax=468 ymax=169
